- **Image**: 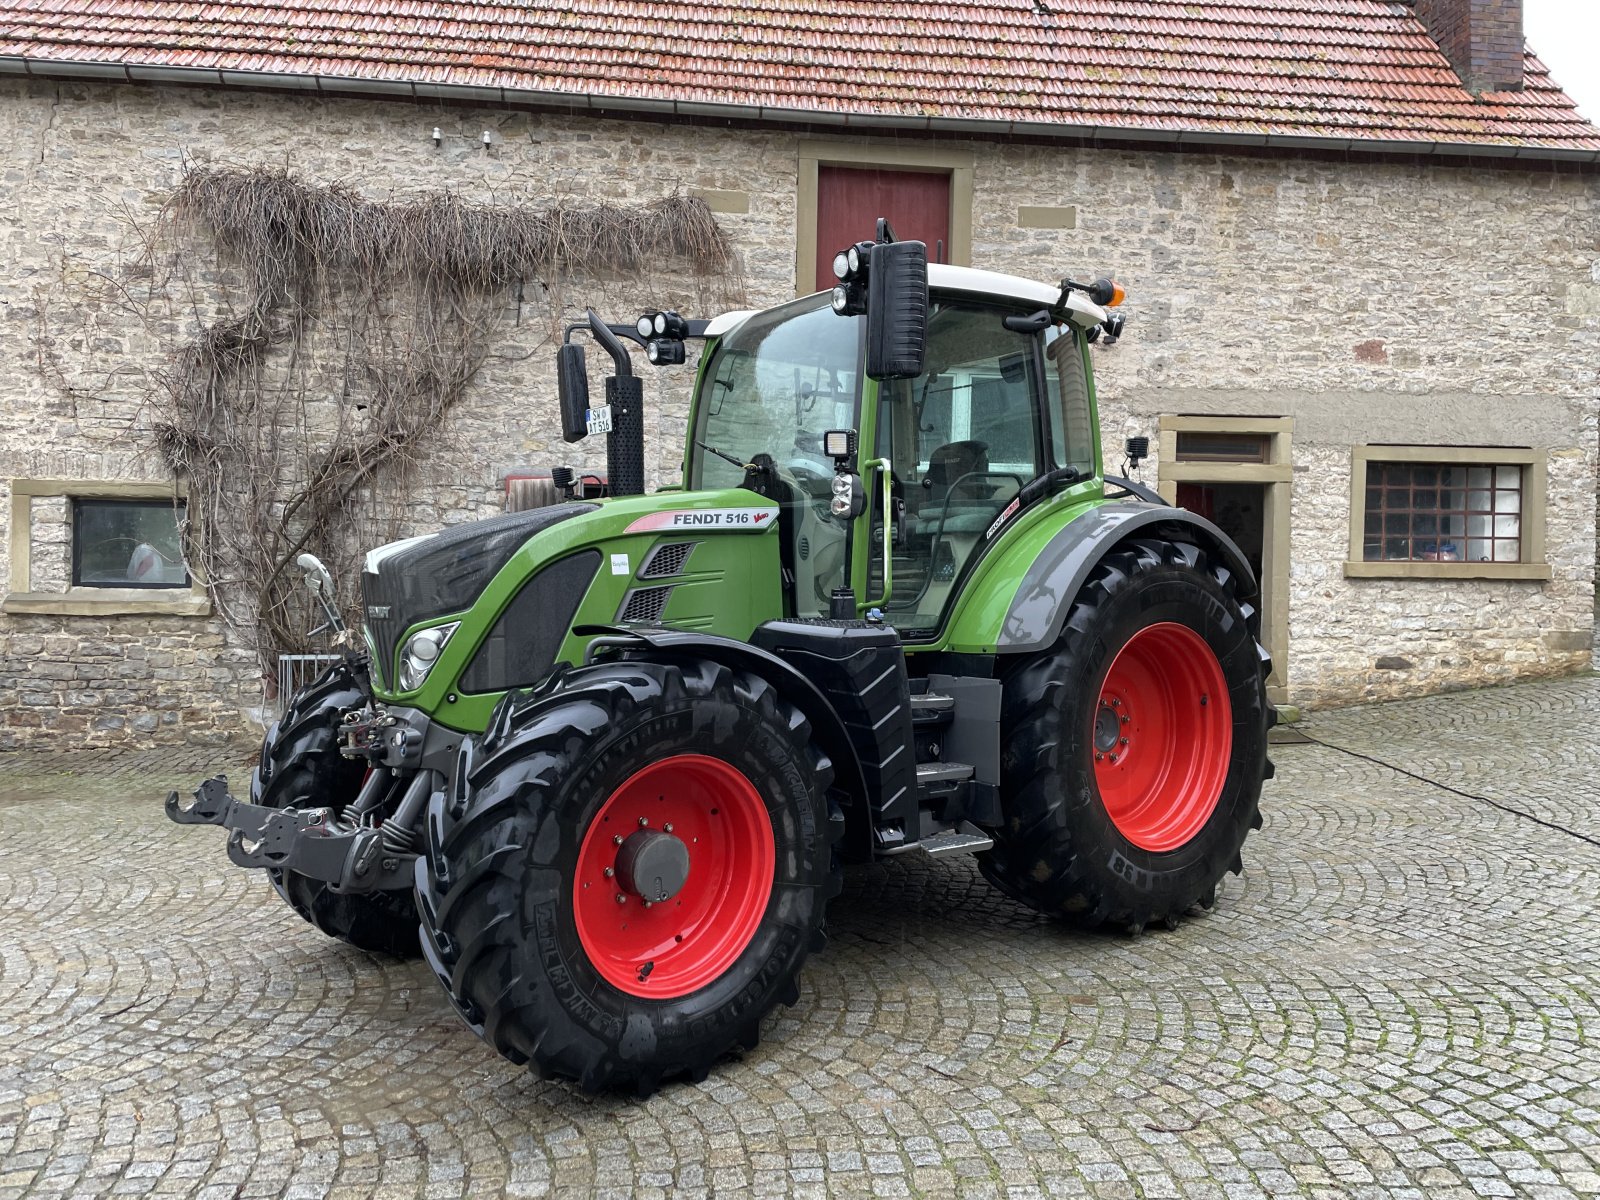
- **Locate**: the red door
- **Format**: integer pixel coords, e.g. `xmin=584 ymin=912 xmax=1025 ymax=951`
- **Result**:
xmin=815 ymin=166 xmax=951 ymax=292
xmin=1177 ymin=483 xmax=1215 ymax=520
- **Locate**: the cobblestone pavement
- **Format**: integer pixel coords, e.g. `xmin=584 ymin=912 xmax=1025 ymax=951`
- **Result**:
xmin=2 ymin=677 xmax=1599 ymax=1200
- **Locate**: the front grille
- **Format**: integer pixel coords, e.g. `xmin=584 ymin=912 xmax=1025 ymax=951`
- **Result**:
xmin=361 ymin=570 xmax=406 ymax=688
xmin=639 ymin=541 xmax=696 ymax=579
xmin=618 ymin=585 xmax=673 ymax=623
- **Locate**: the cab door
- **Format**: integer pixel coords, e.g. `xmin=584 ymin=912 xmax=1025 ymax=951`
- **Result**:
xmin=863 ymin=299 xmax=1052 ymax=633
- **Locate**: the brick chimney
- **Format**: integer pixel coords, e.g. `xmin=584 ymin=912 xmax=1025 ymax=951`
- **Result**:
xmin=1414 ymin=0 xmax=1525 ymax=94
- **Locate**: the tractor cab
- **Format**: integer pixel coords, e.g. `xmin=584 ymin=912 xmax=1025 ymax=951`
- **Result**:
xmin=686 ymin=262 xmax=1118 ymax=636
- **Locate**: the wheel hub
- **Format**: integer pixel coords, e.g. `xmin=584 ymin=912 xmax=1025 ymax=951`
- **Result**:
xmin=615 ymin=828 xmax=691 ymax=903
xmin=1093 ymin=702 xmax=1124 ymax=755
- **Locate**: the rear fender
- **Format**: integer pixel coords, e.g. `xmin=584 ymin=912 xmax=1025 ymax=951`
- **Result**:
xmin=575 ymin=624 xmax=869 ymax=849
xmin=997 ymin=503 xmax=1260 ymax=655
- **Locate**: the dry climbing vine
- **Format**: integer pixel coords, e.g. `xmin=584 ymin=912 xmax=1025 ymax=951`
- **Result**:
xmin=138 ymin=165 xmax=739 ymax=691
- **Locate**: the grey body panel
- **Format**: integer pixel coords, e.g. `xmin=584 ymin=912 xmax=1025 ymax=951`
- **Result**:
xmin=997 ymin=502 xmax=1258 ymax=655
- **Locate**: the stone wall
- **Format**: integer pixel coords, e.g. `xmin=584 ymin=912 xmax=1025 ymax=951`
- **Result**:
xmin=0 ymin=76 xmax=1595 ymax=746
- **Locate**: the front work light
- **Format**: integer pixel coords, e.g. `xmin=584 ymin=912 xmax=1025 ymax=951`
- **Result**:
xmin=822 ymin=429 xmax=857 ymax=461
xmin=832 ymin=251 xmax=851 ymax=281
xmin=646 ymin=339 xmax=686 ymax=366
xmin=637 ymin=311 xmax=690 ymax=340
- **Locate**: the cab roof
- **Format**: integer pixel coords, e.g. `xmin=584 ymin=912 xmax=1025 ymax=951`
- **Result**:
xmin=703 ymin=262 xmax=1109 ymax=339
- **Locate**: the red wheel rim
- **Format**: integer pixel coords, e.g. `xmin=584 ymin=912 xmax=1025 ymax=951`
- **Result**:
xmin=1093 ymin=622 xmax=1232 ymax=853
xmin=573 ymin=754 xmax=775 ymax=999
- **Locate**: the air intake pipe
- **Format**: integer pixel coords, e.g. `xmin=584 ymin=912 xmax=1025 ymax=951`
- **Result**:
xmin=586 ymin=309 xmax=646 ymax=498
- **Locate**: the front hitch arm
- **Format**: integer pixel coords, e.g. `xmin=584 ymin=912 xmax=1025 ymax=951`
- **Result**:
xmin=164 ymin=775 xmax=416 ymax=893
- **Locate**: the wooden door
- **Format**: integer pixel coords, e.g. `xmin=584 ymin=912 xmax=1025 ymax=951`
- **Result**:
xmin=815 ymin=166 xmax=951 ymax=292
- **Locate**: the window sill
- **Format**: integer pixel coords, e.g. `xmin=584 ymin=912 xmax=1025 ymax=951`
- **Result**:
xmin=1342 ymin=561 xmax=1551 ymax=582
xmin=2 ymin=588 xmax=212 ymax=616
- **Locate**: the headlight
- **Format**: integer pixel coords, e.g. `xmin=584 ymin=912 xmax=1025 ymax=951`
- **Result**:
xmin=398 ymin=622 xmax=458 ymax=692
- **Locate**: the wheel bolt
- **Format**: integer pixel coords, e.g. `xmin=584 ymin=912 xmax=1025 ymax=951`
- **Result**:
xmin=612 ymin=835 xmax=623 ymax=846
xmin=1095 ymin=752 xmax=1103 ymax=761
xmin=1119 ymin=737 xmax=1128 ymax=746
xmin=642 ymin=900 xmax=652 ymax=909
xmin=1110 ymin=698 xmax=1120 ymax=707
xmin=638 ymin=817 xmax=649 ymax=827
xmin=615 ymin=893 xmax=626 ymax=904
xmin=603 ymin=866 xmax=614 ymax=878
xmin=663 ymin=823 xmax=673 ymax=833
xmin=1121 ymin=715 xmax=1130 ymax=725
xmin=1108 ymin=754 xmax=1118 ymax=764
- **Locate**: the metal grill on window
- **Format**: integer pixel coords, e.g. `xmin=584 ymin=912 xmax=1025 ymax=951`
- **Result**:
xmin=638 ymin=541 xmax=696 ymax=579
xmin=1362 ymin=462 xmax=1522 ymax=564
xmin=618 ymin=585 xmax=673 ymax=623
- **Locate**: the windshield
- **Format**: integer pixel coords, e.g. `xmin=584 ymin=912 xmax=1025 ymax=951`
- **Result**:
xmin=690 ymin=295 xmax=861 ymax=490
xmin=690 ymin=294 xmax=862 ymax=616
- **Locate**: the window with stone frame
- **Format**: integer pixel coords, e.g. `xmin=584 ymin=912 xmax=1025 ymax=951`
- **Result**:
xmin=4 ymin=479 xmax=209 ymax=617
xmin=1345 ymin=447 xmax=1549 ymax=582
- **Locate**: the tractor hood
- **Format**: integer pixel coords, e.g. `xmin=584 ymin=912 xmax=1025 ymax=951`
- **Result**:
xmin=362 ymin=503 xmax=597 ymax=688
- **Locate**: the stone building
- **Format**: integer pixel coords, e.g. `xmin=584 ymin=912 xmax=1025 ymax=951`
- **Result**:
xmin=0 ymin=0 xmax=1596 ymax=747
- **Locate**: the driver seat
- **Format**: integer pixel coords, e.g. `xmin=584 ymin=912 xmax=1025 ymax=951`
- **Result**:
xmin=925 ymin=440 xmax=991 ymax=504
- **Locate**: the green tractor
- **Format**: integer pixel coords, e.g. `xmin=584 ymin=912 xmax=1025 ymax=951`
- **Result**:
xmin=168 ymin=224 xmax=1272 ymax=1094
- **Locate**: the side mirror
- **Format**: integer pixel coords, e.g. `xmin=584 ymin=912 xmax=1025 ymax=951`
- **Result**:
xmin=296 ymin=552 xmax=334 ymax=597
xmin=556 ymin=342 xmax=590 ymax=444
xmin=864 ymin=240 xmax=929 ymax=381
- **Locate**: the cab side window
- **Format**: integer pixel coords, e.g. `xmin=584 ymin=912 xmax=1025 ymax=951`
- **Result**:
xmin=874 ymin=302 xmax=1046 ymax=633
xmin=1045 ymin=323 xmax=1095 ymax=476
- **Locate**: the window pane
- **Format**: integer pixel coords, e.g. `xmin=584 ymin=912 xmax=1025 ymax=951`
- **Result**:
xmin=1045 ymin=327 xmax=1094 ymax=476
xmin=74 ymin=500 xmax=189 ymax=587
xmin=1360 ymin=460 xmax=1522 ymax=564
xmin=1174 ymin=432 xmax=1269 ymax=462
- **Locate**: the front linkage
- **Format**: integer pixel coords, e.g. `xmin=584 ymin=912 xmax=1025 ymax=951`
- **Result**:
xmin=165 ymin=585 xmax=463 ymax=911
xmin=165 ymin=766 xmax=422 ymax=895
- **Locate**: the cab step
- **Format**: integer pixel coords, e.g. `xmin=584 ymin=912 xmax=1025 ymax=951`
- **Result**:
xmin=910 ymin=692 xmax=956 ymax=725
xmin=920 ymin=823 xmax=995 ymax=857
xmin=915 ymin=760 xmax=974 ymax=786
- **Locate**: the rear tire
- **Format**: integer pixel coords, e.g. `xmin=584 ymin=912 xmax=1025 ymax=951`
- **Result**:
xmin=979 ymin=537 xmax=1271 ymax=930
xmin=251 ymin=664 xmax=421 ymax=958
xmin=416 ymin=657 xmax=835 ymax=1095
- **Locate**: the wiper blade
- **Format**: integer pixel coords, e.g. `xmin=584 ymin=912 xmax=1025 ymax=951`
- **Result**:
xmin=696 ymin=440 xmax=751 ymax=470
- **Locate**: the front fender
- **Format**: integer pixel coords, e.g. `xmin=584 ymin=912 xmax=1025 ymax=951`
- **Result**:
xmin=574 ymin=623 xmax=869 ymax=827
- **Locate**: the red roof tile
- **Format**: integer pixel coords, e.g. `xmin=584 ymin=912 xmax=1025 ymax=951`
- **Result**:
xmin=0 ymin=0 xmax=1594 ymax=152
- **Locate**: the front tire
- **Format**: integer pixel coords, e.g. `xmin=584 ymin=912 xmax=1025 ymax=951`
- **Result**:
xmin=251 ymin=664 xmax=421 ymax=958
xmin=980 ymin=537 xmax=1271 ymax=930
xmin=416 ymin=658 xmax=834 ymax=1094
